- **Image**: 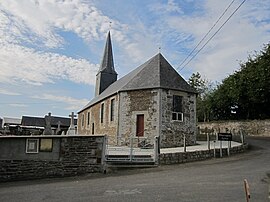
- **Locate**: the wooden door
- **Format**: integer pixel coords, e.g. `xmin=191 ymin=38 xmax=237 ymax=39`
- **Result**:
xmin=136 ymin=114 xmax=144 ymax=137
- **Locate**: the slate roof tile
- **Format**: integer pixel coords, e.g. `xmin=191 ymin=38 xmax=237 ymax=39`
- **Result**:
xmin=79 ymin=53 xmax=197 ymax=112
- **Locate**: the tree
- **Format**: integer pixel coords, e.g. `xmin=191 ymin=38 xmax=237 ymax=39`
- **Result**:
xmin=209 ymin=43 xmax=270 ymax=120
xmin=188 ymin=72 xmax=214 ymax=122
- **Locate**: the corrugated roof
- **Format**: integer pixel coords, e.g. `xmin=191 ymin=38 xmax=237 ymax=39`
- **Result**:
xmin=79 ymin=53 xmax=197 ymax=112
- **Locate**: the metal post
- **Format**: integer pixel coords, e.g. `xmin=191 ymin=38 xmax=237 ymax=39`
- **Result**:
xmin=207 ymin=133 xmax=210 ymax=150
xmin=184 ymin=134 xmax=186 ymax=153
xmin=220 ymin=140 xmax=223 ymax=158
xmin=213 ymin=140 xmax=216 ymax=158
xmin=227 ymin=140 xmax=230 ymax=156
xmin=130 ymin=137 xmax=133 ymax=162
xmin=241 ymin=129 xmax=244 ymax=145
xmin=154 ymin=136 xmax=159 ymax=165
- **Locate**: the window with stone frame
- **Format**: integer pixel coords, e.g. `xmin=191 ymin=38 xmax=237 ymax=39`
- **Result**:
xmin=110 ymin=98 xmax=115 ymax=122
xmin=87 ymin=112 xmax=90 ymax=126
xmin=100 ymin=103 xmax=104 ymax=123
xmin=172 ymin=95 xmax=183 ymax=121
xmin=81 ymin=114 xmax=85 ymax=127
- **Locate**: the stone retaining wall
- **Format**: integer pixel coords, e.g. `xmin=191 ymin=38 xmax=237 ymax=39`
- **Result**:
xmin=159 ymin=144 xmax=248 ymax=165
xmin=198 ymin=120 xmax=270 ymax=137
xmin=0 ymin=135 xmax=105 ymax=182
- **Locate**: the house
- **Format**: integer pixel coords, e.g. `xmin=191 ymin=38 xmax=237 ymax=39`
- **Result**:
xmin=78 ymin=32 xmax=197 ymax=148
xmin=1 ymin=114 xmax=77 ymax=136
xmin=21 ymin=114 xmax=77 ymax=135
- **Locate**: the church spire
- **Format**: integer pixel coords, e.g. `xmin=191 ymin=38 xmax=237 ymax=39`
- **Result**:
xmin=99 ymin=31 xmax=116 ymax=73
xmin=95 ymin=31 xmax=118 ymax=96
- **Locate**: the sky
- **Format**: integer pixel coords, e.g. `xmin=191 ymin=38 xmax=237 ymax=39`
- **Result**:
xmin=0 ymin=0 xmax=269 ymax=119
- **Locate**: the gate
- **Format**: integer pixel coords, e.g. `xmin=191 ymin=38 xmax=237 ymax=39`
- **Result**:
xmin=104 ymin=136 xmax=159 ymax=166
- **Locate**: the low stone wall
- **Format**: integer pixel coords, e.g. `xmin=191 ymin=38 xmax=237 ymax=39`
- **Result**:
xmin=198 ymin=120 xmax=270 ymax=137
xmin=159 ymin=144 xmax=248 ymax=165
xmin=0 ymin=135 xmax=105 ymax=182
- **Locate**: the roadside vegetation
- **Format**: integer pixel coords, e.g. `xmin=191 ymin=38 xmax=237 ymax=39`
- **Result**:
xmin=189 ymin=43 xmax=270 ymax=122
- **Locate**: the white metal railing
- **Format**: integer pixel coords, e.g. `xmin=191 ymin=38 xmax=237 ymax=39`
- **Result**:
xmin=105 ymin=136 xmax=159 ymax=164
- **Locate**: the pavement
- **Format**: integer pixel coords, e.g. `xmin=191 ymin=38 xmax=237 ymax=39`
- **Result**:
xmin=161 ymin=140 xmax=242 ymax=154
xmin=107 ymin=140 xmax=242 ymax=155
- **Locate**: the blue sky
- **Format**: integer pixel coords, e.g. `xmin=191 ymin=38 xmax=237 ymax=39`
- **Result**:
xmin=0 ymin=0 xmax=269 ymax=119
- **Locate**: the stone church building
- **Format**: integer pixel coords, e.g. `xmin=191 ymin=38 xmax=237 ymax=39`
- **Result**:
xmin=78 ymin=32 xmax=197 ymax=148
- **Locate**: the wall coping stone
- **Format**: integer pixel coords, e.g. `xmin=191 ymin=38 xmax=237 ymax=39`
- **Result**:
xmin=0 ymin=134 xmax=106 ymax=139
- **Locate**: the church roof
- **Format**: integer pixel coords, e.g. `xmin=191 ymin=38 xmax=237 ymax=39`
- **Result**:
xmin=79 ymin=53 xmax=197 ymax=112
xmin=98 ymin=31 xmax=117 ymax=74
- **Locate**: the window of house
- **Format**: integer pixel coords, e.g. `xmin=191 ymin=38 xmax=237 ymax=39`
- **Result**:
xmin=92 ymin=123 xmax=95 ymax=134
xmin=100 ymin=103 xmax=104 ymax=123
xmin=87 ymin=112 xmax=90 ymax=126
xmin=110 ymin=99 xmax=115 ymax=122
xmin=172 ymin=95 xmax=183 ymax=121
xmin=82 ymin=114 xmax=85 ymax=127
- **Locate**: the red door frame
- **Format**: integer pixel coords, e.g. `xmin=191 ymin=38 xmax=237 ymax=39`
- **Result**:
xmin=136 ymin=114 xmax=144 ymax=137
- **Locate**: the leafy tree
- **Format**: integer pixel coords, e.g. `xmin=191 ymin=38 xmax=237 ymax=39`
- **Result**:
xmin=188 ymin=72 xmax=214 ymax=122
xmin=209 ymin=43 xmax=270 ymax=120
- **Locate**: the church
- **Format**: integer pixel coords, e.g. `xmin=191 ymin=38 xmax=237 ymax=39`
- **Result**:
xmin=78 ymin=32 xmax=197 ymax=148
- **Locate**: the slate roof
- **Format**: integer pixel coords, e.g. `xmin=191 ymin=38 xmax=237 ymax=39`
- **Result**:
xmin=3 ymin=117 xmax=21 ymax=126
xmin=99 ymin=31 xmax=117 ymax=74
xmin=21 ymin=116 xmax=77 ymax=127
xmin=79 ymin=53 xmax=197 ymax=112
xmin=21 ymin=116 xmax=45 ymax=127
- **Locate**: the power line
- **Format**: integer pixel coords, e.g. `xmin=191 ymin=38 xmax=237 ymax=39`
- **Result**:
xmin=177 ymin=0 xmax=236 ymax=69
xmin=178 ymin=0 xmax=246 ymax=72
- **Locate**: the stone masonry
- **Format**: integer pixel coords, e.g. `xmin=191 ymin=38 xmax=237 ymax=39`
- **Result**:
xmin=0 ymin=135 xmax=105 ymax=182
xmin=78 ymin=95 xmax=118 ymax=145
xmin=160 ymin=89 xmax=197 ymax=148
xmin=118 ymin=89 xmax=159 ymax=146
xmin=198 ymin=119 xmax=270 ymax=137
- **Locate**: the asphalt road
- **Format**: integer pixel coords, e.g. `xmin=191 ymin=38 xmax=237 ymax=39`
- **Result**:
xmin=0 ymin=136 xmax=269 ymax=202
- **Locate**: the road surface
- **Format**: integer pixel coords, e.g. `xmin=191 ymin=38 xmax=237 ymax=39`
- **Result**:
xmin=0 ymin=136 xmax=269 ymax=202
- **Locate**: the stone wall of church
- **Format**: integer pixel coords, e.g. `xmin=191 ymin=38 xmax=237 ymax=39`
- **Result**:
xmin=160 ymin=89 xmax=197 ymax=148
xmin=118 ymin=89 xmax=159 ymax=146
xmin=78 ymin=95 xmax=118 ymax=145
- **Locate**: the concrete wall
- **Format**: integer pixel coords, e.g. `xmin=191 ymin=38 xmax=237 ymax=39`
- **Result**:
xmin=198 ymin=120 xmax=270 ymax=137
xmin=0 ymin=137 xmax=60 ymax=160
xmin=0 ymin=135 xmax=105 ymax=182
xmin=160 ymin=89 xmax=196 ymax=148
xmin=78 ymin=95 xmax=118 ymax=144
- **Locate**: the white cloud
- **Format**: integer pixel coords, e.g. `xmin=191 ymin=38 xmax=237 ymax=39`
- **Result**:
xmin=149 ymin=0 xmax=182 ymax=14
xmin=164 ymin=0 xmax=270 ymax=81
xmin=0 ymin=0 xmax=128 ymax=48
xmin=0 ymin=0 xmax=150 ymax=86
xmin=31 ymin=94 xmax=88 ymax=111
xmin=9 ymin=103 xmax=27 ymax=107
xmin=0 ymin=43 xmax=99 ymax=85
xmin=0 ymin=88 xmax=21 ymax=96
